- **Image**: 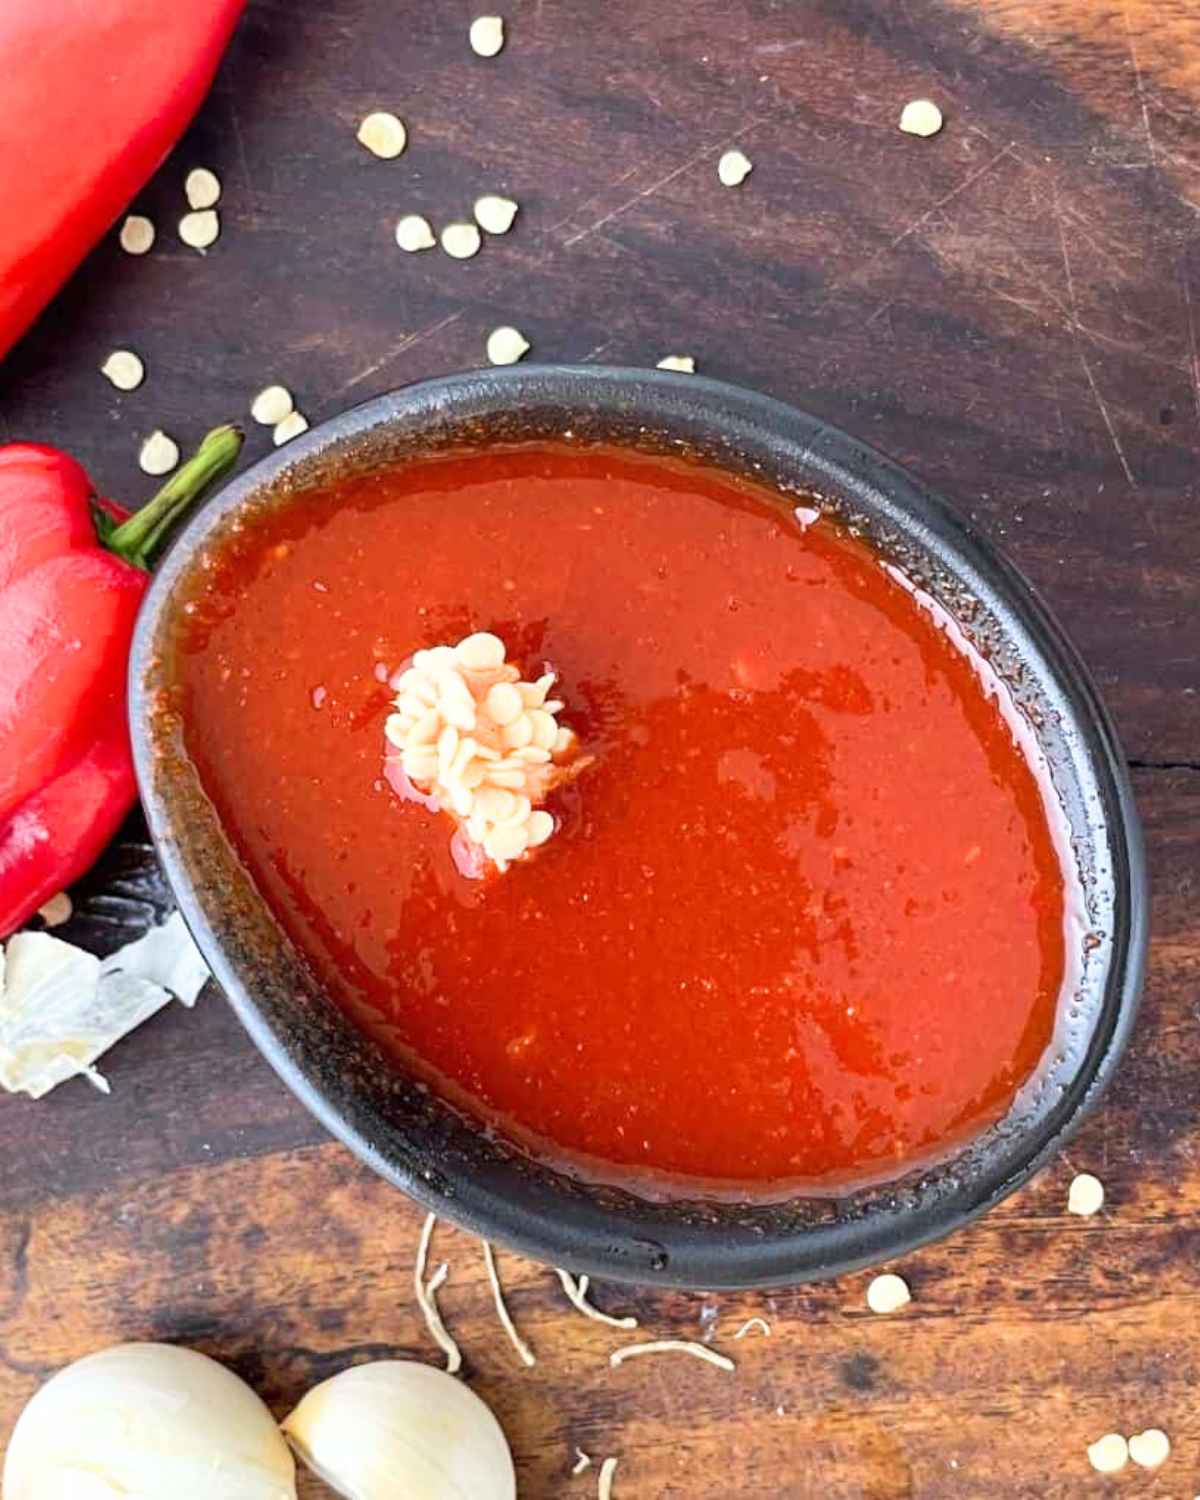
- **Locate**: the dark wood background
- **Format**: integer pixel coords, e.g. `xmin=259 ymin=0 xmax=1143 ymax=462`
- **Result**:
xmin=1 ymin=1 xmax=1197 ymax=1494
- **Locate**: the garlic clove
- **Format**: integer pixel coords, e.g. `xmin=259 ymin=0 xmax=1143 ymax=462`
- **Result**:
xmin=281 ymin=1360 xmax=515 ymax=1500
xmin=3 ymin=1341 xmax=296 ymax=1499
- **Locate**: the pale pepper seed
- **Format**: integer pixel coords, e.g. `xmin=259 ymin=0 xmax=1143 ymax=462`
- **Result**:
xmin=899 ymin=98 xmax=944 ymax=137
xmin=474 ymin=194 xmax=519 ymax=234
xmin=251 ymin=385 xmax=295 ymax=427
xmin=395 ymin=215 xmax=436 ymax=252
xmin=273 ymin=411 xmax=310 ymax=446
xmin=469 ymin=15 xmax=505 ymax=56
xmin=1128 ymin=1429 xmax=1170 ymax=1470
xmin=179 ymin=209 xmax=220 ymax=251
xmin=139 ymin=431 xmax=179 ymax=476
xmin=100 ymin=350 xmax=145 ymax=391
xmin=441 ymin=222 xmax=482 ymax=259
xmin=1067 ymin=1172 xmax=1104 ymax=1217
xmin=184 ymin=167 xmax=221 ymax=210
xmin=1087 ymin=1434 xmax=1128 ymax=1474
xmin=717 ymin=149 xmax=753 ymax=186
xmin=119 ymin=215 xmax=155 ymax=255
xmin=866 ymin=1273 xmax=911 ymax=1314
xmin=486 ymin=326 xmax=530 ymax=365
xmin=657 ymin=355 xmax=695 ymax=373
xmin=356 ymin=111 xmax=407 ymax=159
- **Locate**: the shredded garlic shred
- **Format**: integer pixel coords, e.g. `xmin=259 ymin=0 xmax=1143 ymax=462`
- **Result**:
xmin=598 ymin=1456 xmax=619 ymax=1498
xmin=572 ymin=1448 xmax=592 ymax=1475
xmin=415 ymin=1214 xmax=462 ymax=1373
xmin=555 ymin=1269 xmax=638 ymax=1330
xmin=609 ymin=1340 xmax=734 ymax=1373
xmin=732 ymin=1316 xmax=771 ymax=1339
xmin=482 ymin=1242 xmax=535 ymax=1367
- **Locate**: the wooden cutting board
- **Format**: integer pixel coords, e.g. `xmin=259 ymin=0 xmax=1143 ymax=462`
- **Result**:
xmin=1 ymin=1 xmax=1197 ymax=1494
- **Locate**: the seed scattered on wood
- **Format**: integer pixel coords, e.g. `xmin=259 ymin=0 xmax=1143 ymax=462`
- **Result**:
xmin=657 ymin=355 xmax=695 ymax=373
xmin=251 ymin=385 xmax=295 ymax=427
xmin=469 ymin=15 xmax=505 ymax=56
xmin=273 ymin=411 xmax=309 ymax=446
xmin=866 ymin=1273 xmax=911 ymax=1314
xmin=119 ymin=215 xmax=155 ymax=255
xmin=474 ymin=194 xmax=519 ymax=234
xmin=486 ymin=326 xmax=530 ymax=365
xmin=441 ymin=222 xmax=482 ymax=259
xmin=1067 ymin=1172 xmax=1104 ymax=1217
xmin=899 ymin=98 xmax=944 ymax=137
xmin=178 ymin=209 xmax=220 ymax=252
xmin=185 ymin=167 xmax=221 ymax=210
xmin=609 ymin=1340 xmax=734 ymax=1373
xmin=1128 ymin=1429 xmax=1170 ymax=1470
xmin=356 ymin=110 xmax=407 ymax=158
xmin=1087 ymin=1434 xmax=1128 ymax=1474
xmin=717 ymin=148 xmax=753 ymax=186
xmin=101 ymin=350 xmax=145 ymax=391
xmin=395 ymin=214 xmax=436 ymax=252
xmin=138 ymin=430 xmax=179 ymax=476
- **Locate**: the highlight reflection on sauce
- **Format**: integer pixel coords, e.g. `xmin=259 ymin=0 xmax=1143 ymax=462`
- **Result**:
xmin=176 ymin=445 xmax=1068 ymax=1190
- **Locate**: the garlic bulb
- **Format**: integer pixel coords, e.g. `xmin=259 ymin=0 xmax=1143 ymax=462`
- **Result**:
xmin=282 ymin=1360 xmax=516 ymax=1500
xmin=3 ymin=1342 xmax=296 ymax=1500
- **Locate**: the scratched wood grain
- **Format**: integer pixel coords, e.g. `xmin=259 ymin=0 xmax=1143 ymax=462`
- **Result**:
xmin=1 ymin=1 xmax=1198 ymax=1495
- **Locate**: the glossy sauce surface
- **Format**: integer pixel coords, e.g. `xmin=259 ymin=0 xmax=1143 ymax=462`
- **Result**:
xmin=176 ymin=445 xmax=1067 ymax=1189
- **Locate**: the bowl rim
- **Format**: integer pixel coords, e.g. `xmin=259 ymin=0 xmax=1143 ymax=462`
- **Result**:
xmin=130 ymin=365 xmax=1148 ymax=1288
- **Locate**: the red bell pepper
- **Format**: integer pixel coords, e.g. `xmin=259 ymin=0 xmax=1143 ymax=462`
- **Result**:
xmin=0 ymin=426 xmax=242 ymax=936
xmin=0 ymin=0 xmax=245 ymax=360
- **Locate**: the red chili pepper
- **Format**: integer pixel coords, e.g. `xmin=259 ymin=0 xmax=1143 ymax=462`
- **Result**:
xmin=0 ymin=0 xmax=245 ymax=359
xmin=0 ymin=426 xmax=242 ymax=935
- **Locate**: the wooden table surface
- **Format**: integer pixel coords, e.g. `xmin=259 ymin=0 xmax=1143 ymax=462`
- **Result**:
xmin=2 ymin=1 xmax=1198 ymax=1494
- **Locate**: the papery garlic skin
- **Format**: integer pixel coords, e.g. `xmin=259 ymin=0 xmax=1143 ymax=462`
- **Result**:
xmin=3 ymin=1342 xmax=296 ymax=1500
xmin=282 ymin=1360 xmax=516 ymax=1500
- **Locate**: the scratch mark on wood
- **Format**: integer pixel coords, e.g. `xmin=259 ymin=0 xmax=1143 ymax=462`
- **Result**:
xmin=826 ymin=144 xmax=1016 ymax=299
xmin=1077 ymin=348 xmax=1138 ymax=488
xmin=754 ymin=38 xmax=807 ymax=56
xmin=1123 ymin=4 xmax=1158 ymax=177
xmin=886 ymin=145 xmax=1016 ymax=256
xmin=335 ymin=310 xmax=465 ymax=398
xmin=581 ymin=336 xmax=620 ymax=363
xmin=543 ymin=166 xmax=642 ymax=240
xmin=561 ymin=118 xmax=766 ymax=249
xmin=1178 ymin=253 xmax=1200 ymax=424
xmin=993 ymin=287 xmax=1186 ymax=375
xmin=1056 ymin=199 xmax=1137 ymax=489
xmin=227 ymin=93 xmax=256 ymax=211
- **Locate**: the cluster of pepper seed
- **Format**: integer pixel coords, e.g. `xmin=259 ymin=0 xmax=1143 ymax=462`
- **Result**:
xmin=385 ymin=632 xmax=577 ymax=872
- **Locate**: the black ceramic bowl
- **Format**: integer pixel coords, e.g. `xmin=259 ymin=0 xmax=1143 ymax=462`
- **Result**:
xmin=130 ymin=367 xmax=1147 ymax=1289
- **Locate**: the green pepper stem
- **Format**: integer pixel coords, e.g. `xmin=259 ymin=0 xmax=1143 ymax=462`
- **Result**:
xmin=103 ymin=424 xmax=243 ymax=570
